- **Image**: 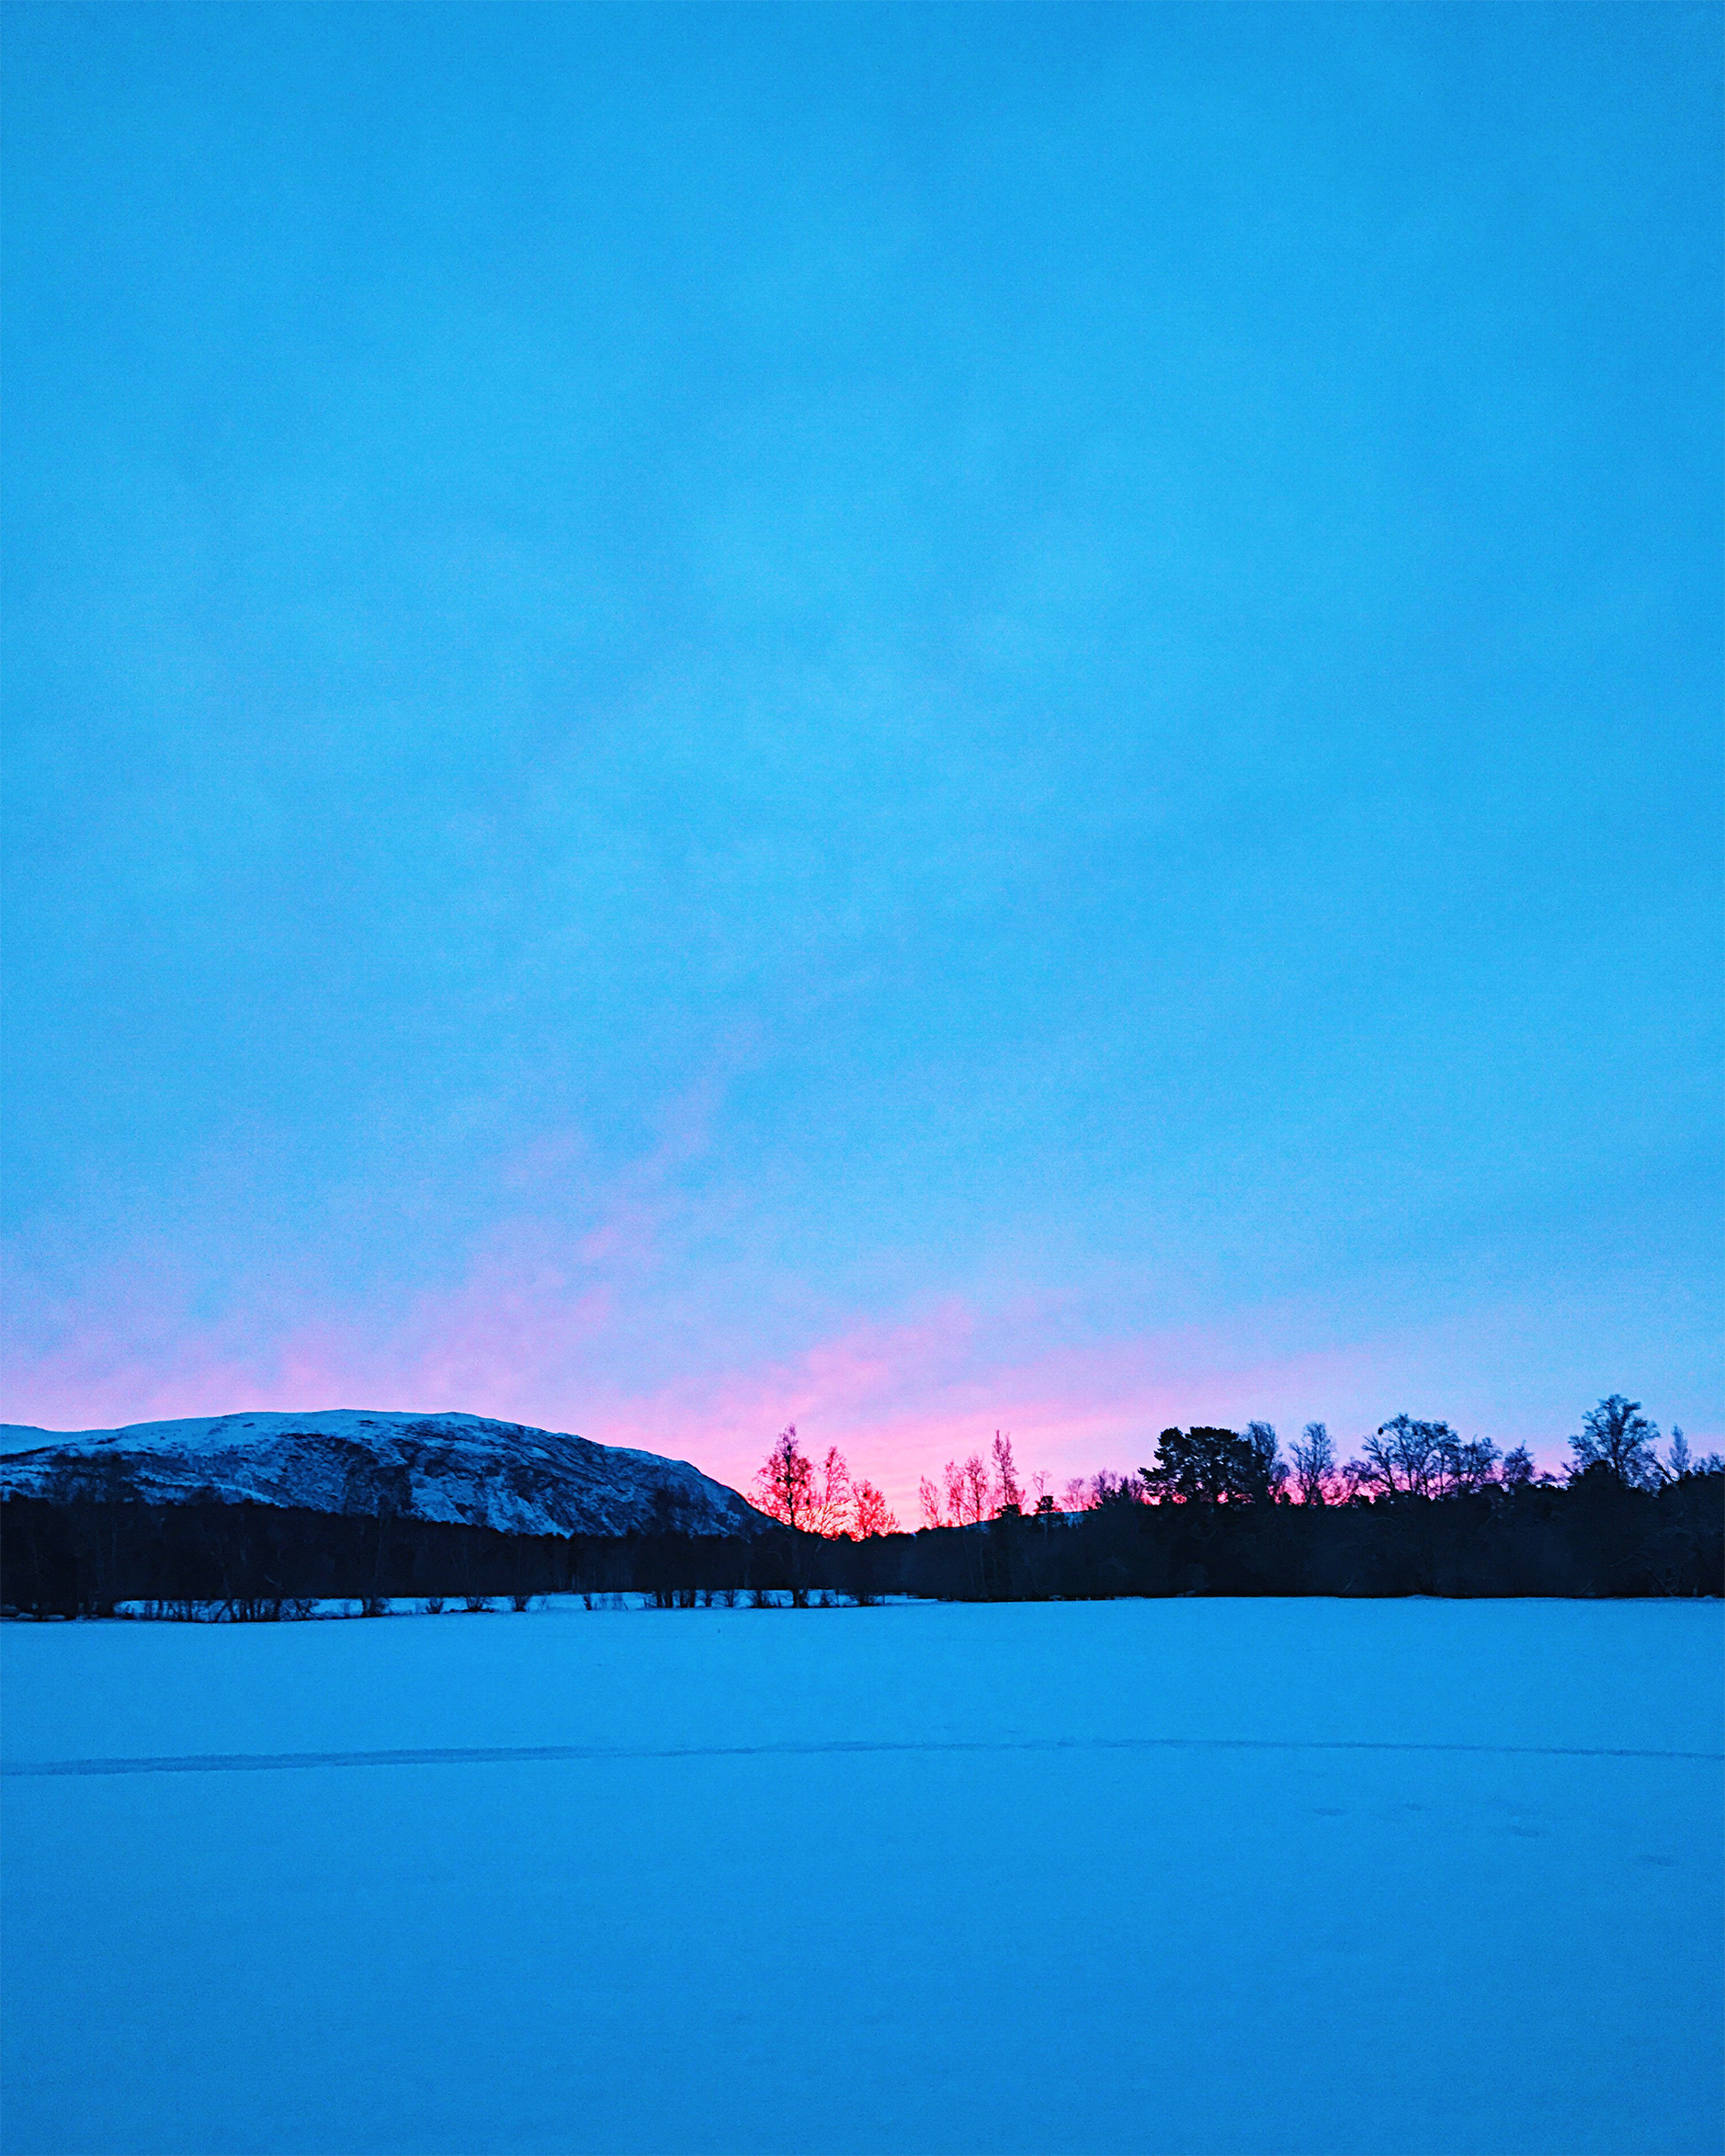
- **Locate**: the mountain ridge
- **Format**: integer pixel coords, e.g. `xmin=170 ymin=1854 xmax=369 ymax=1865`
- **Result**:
xmin=0 ymin=1411 xmax=771 ymax=1539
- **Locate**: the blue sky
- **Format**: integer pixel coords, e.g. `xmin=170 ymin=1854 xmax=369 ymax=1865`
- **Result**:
xmin=4 ymin=2 xmax=1719 ymax=1509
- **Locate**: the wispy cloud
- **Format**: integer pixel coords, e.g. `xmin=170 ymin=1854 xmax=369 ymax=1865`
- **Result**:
xmin=571 ymin=1311 xmax=1414 ymax=1521
xmin=0 ymin=1091 xmax=1666 ymax=1501
xmin=6 ymin=1208 xmax=1583 ymax=1521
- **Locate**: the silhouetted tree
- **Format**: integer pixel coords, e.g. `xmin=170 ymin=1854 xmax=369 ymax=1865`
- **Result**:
xmin=42 ymin=1448 xmax=141 ymax=1613
xmin=853 ymin=1480 xmax=899 ymax=1537
xmin=1649 ymin=1427 xmax=1719 ymax=1483
xmin=1434 ymin=1432 xmax=1500 ymax=1497
xmin=1356 ymin=1416 xmax=1458 ymax=1499
xmin=1290 ymin=1422 xmax=1335 ymax=1505
xmin=962 ymin=1453 xmax=991 ymax=1524
xmin=755 ymin=1426 xmax=816 ymax=1528
xmin=341 ymin=1447 xmax=413 ymax=1608
xmin=992 ymin=1432 xmax=1022 ymax=1515
xmin=1568 ymin=1396 xmax=1662 ymax=1489
xmin=1141 ymin=1427 xmax=1271 ymax=1504
xmin=1244 ymin=1423 xmax=1287 ymax=1502
xmin=1500 ymin=1444 xmax=1538 ymax=1491
xmin=1090 ymin=1469 xmax=1143 ymax=1508
xmin=807 ymin=1447 xmax=853 ymax=1537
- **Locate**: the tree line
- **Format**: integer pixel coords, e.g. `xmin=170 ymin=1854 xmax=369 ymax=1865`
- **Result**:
xmin=3 ymin=1396 xmax=1718 ymax=1617
xmin=756 ymin=1395 xmax=1718 ymax=1531
xmin=6 ymin=1461 xmax=1718 ymax=1616
xmin=0 ymin=1492 xmax=834 ymax=1619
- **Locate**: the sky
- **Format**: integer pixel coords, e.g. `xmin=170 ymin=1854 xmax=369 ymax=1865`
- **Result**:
xmin=3 ymin=1 xmax=1719 ymax=1519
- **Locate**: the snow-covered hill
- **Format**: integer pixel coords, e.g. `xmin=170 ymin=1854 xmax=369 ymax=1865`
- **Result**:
xmin=0 ymin=1411 xmax=772 ymax=1539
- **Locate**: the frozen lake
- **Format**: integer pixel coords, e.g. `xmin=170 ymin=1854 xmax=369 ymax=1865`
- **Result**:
xmin=3 ymin=1598 xmax=1719 ymax=2155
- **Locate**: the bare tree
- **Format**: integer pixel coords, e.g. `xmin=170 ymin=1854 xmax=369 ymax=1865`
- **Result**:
xmin=853 ymin=1480 xmax=899 ymax=1537
xmin=807 ymin=1446 xmax=853 ymax=1537
xmin=943 ymin=1458 xmax=967 ymax=1526
xmin=918 ymin=1475 xmax=944 ymax=1528
xmin=962 ymin=1453 xmax=992 ymax=1524
xmin=1290 ymin=1422 xmax=1334 ymax=1505
xmin=1568 ymin=1396 xmax=1662 ymax=1489
xmin=991 ymin=1432 xmax=1022 ymax=1515
xmin=1091 ymin=1469 xmax=1142 ymax=1508
xmin=755 ymin=1425 xmax=816 ymax=1529
xmin=1433 ymin=1433 xmax=1500 ymax=1497
xmin=1356 ymin=1415 xmax=1457 ymax=1499
xmin=1500 ymin=1444 xmax=1538 ymax=1491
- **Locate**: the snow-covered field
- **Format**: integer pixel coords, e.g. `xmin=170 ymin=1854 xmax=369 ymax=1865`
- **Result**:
xmin=3 ymin=1599 xmax=1719 ymax=2156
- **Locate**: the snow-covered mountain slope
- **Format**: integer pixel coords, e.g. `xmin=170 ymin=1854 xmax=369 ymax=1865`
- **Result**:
xmin=0 ymin=1411 xmax=772 ymax=1539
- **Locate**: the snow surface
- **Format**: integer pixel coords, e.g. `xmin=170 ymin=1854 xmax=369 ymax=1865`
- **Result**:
xmin=3 ymin=1598 xmax=1719 ymax=2156
xmin=0 ymin=1410 xmax=768 ymax=1538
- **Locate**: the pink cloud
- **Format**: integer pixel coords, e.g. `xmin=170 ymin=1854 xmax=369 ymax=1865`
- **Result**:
xmin=0 ymin=1096 xmax=703 ymax=1432
xmin=6 ymin=1099 xmax=1684 ymax=1505
xmin=5 ymin=1231 xmax=1614 ymax=1514
xmin=562 ymin=1310 xmax=1437 ymax=1527
xmin=4 ymin=1229 xmax=1400 ymax=1522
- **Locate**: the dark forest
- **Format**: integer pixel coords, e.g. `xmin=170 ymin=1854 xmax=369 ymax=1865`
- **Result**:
xmin=5 ymin=1467 xmax=1719 ymax=1617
